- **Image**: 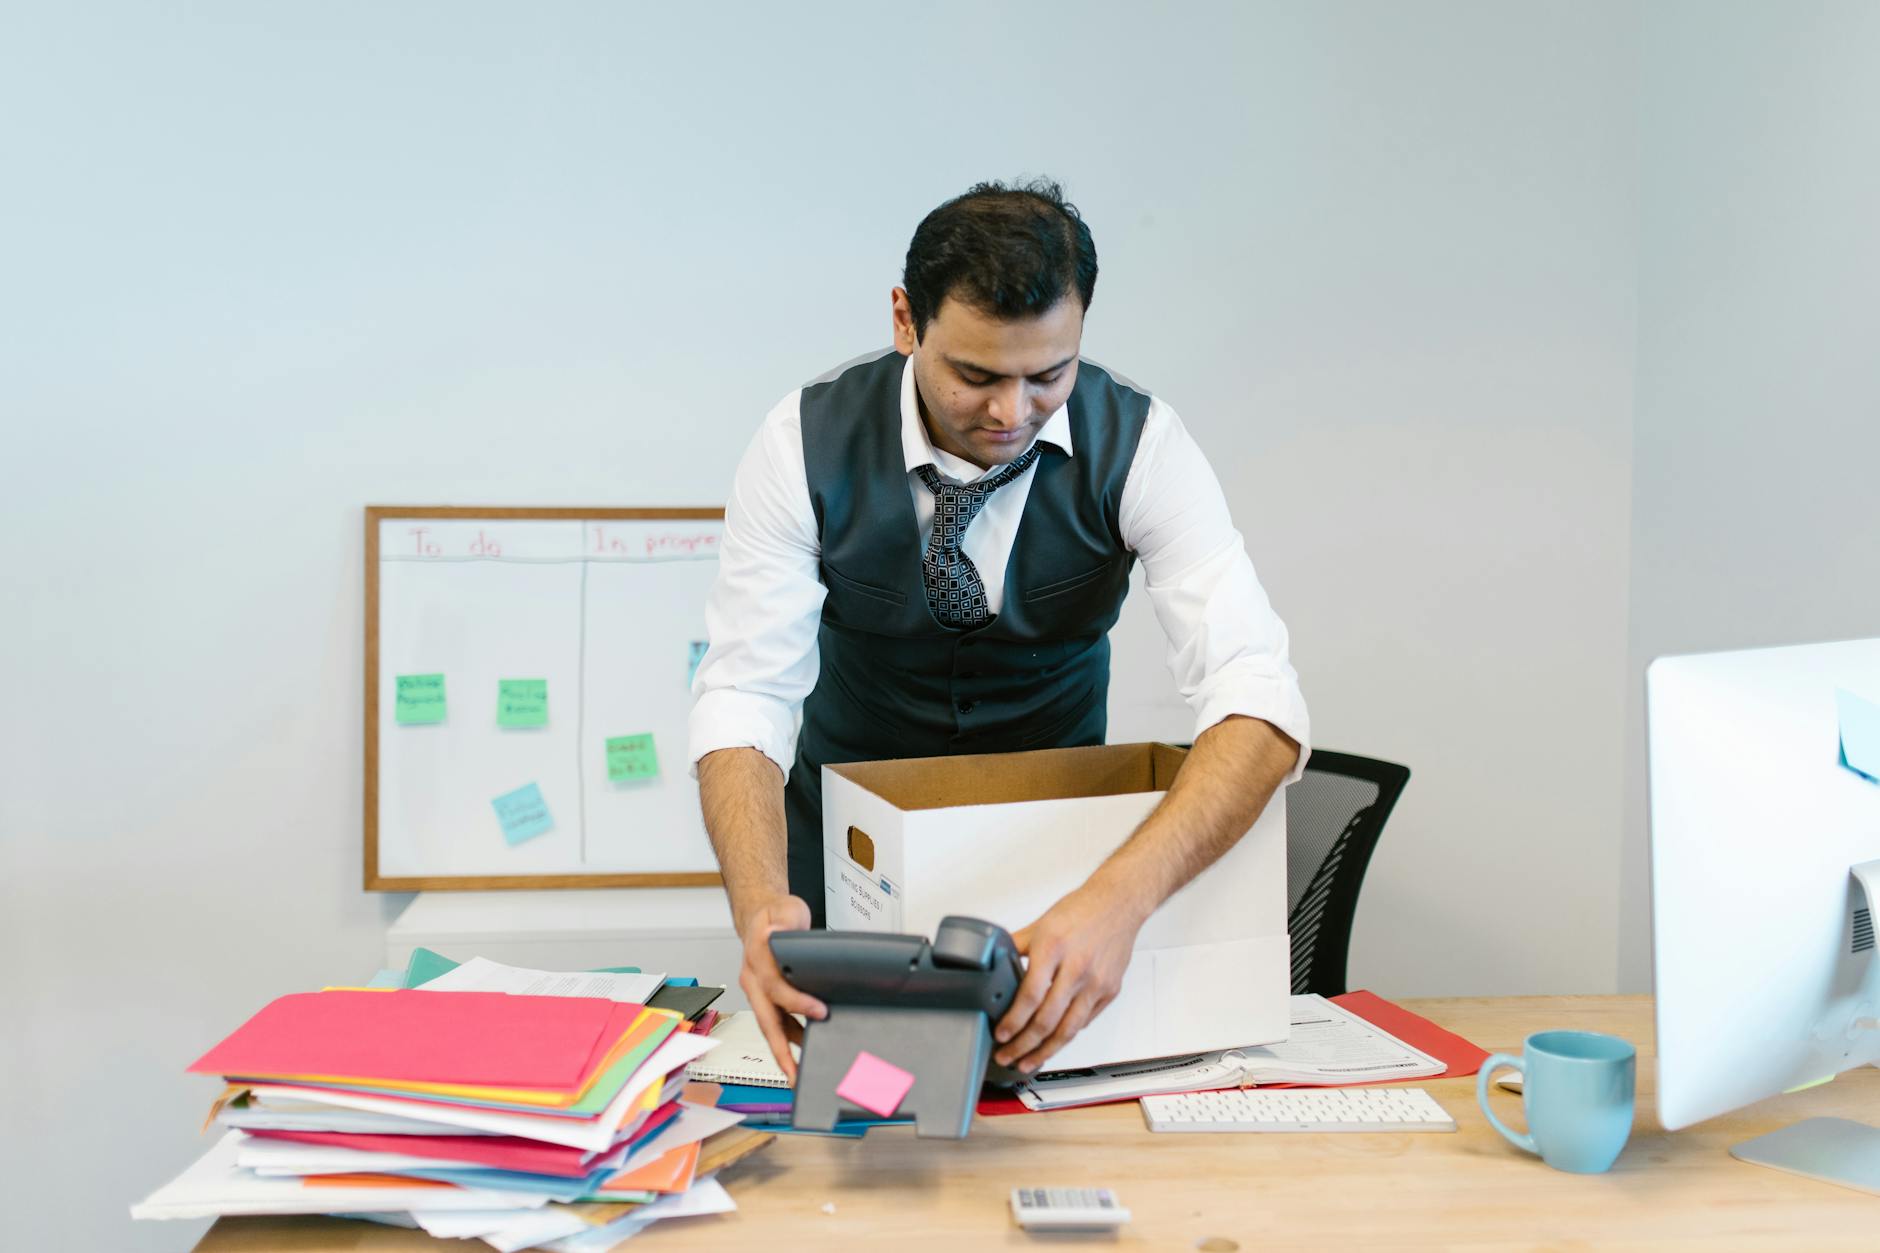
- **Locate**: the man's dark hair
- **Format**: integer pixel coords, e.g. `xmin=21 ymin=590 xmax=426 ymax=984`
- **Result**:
xmin=902 ymin=178 xmax=1098 ymax=340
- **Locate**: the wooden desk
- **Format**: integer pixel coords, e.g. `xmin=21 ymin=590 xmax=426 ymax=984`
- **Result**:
xmin=195 ymin=996 xmax=1878 ymax=1250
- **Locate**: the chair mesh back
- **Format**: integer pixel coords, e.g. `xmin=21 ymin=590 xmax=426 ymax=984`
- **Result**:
xmin=1286 ymin=773 xmax=1380 ymax=916
xmin=1285 ymin=767 xmax=1376 ymax=993
xmin=1280 ymin=754 xmax=1407 ymax=996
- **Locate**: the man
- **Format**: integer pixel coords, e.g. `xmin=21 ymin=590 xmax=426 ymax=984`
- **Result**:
xmin=689 ymin=179 xmax=1308 ymax=1081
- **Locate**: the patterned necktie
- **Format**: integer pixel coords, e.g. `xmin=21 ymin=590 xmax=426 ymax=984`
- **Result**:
xmin=915 ymin=445 xmax=1042 ymax=629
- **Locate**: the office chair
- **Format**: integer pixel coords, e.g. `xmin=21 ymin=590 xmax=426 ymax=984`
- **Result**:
xmin=1283 ymin=750 xmax=1410 ymax=996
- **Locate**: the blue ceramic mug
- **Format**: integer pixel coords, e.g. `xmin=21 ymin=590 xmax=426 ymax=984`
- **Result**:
xmin=1477 ymin=1030 xmax=1636 ymax=1173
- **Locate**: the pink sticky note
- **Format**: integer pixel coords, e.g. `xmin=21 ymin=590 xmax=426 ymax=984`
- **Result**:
xmin=834 ymin=1050 xmax=916 ymax=1118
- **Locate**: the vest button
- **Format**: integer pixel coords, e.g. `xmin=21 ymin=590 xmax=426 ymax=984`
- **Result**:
xmin=956 ymin=700 xmax=975 ymax=715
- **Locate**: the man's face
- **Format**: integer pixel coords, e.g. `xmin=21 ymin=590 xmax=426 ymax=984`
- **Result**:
xmin=891 ymin=289 xmax=1083 ymax=470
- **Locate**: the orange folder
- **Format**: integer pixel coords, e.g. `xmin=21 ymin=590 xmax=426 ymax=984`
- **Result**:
xmin=599 ymin=1141 xmax=700 ymax=1195
xmin=301 ymin=1174 xmax=459 ymax=1190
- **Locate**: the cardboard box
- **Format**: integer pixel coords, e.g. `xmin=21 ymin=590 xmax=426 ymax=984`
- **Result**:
xmin=822 ymin=742 xmax=1289 ymax=1071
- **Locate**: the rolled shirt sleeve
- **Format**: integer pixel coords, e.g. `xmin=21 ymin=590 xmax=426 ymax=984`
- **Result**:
xmin=1120 ymin=398 xmax=1311 ymax=781
xmin=686 ymin=392 xmax=826 ymax=777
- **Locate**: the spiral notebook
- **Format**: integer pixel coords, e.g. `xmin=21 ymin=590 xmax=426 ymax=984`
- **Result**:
xmin=683 ymin=1011 xmax=795 ymax=1089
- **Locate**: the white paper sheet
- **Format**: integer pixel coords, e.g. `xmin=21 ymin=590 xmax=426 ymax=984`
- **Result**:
xmin=219 ymin=1101 xmax=503 ymax=1137
xmin=424 ymin=957 xmax=666 ymax=1005
xmin=244 ymin=1032 xmax=719 ymax=1152
xmin=128 ymin=1132 xmax=552 ymax=1220
xmin=237 ymin=1138 xmax=490 ymax=1176
xmin=540 ymin=1177 xmax=735 ymax=1251
xmin=481 ymin=1208 xmax=597 ymax=1252
xmin=609 ymin=1101 xmax=744 ymax=1176
xmin=403 ymin=1206 xmax=600 ymax=1250
xmin=637 ymin=1176 xmax=733 ymax=1220
xmin=414 ymin=1209 xmax=537 ymax=1238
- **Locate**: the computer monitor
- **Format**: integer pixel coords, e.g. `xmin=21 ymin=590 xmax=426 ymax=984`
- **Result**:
xmin=1648 ymin=637 xmax=1880 ymax=1188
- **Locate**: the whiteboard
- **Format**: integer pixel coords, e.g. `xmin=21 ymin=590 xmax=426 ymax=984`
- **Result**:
xmin=365 ymin=507 xmax=725 ymax=889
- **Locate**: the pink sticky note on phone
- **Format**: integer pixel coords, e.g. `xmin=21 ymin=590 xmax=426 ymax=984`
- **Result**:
xmin=835 ymin=1050 xmax=915 ymax=1118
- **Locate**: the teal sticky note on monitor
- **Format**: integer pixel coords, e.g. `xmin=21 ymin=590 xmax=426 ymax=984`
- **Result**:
xmin=395 ymin=674 xmax=447 ymax=724
xmin=497 ymin=678 xmax=548 ymax=728
xmin=688 ymin=640 xmax=709 ymax=687
xmin=606 ymin=733 xmax=659 ymax=782
xmin=1839 ymin=687 xmax=1880 ymax=783
xmin=492 ymin=782 xmax=554 ymax=845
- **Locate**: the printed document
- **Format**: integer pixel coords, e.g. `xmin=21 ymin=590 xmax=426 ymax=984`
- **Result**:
xmin=1018 ymin=994 xmax=1443 ymax=1110
xmin=420 ymin=956 xmax=665 ymax=1005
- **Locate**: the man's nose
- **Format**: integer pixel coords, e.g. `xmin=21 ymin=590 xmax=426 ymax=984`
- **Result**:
xmin=987 ymin=380 xmax=1031 ymax=427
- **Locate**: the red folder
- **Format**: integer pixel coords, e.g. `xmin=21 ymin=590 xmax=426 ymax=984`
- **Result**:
xmin=243 ymin=1128 xmax=603 ymax=1178
xmin=976 ymin=989 xmax=1491 ymax=1116
xmin=188 ymin=990 xmax=622 ymax=1089
xmin=241 ymin=1108 xmax=679 ymax=1177
xmin=1307 ymin=990 xmax=1489 ymax=1084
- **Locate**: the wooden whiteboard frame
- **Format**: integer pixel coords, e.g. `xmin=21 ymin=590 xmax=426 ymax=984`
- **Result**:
xmin=364 ymin=505 xmax=728 ymax=891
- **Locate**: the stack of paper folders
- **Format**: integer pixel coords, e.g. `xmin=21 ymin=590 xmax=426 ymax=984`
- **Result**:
xmin=131 ymin=960 xmax=775 ymax=1251
xmin=1016 ymin=994 xmax=1446 ymax=1111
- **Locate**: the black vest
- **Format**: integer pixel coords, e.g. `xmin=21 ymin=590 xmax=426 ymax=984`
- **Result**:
xmin=783 ymin=349 xmax=1151 ymax=924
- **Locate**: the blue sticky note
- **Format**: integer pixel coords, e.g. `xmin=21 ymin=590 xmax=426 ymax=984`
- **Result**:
xmin=492 ymin=782 xmax=554 ymax=845
xmin=1839 ymin=687 xmax=1880 ymax=783
xmin=688 ymin=639 xmax=709 ymax=687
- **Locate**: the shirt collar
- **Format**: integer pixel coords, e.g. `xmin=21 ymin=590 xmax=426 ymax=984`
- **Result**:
xmin=898 ymin=353 xmax=1073 ymax=482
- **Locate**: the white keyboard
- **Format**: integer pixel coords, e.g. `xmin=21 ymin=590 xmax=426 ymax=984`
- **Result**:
xmin=1141 ymin=1086 xmax=1456 ymax=1133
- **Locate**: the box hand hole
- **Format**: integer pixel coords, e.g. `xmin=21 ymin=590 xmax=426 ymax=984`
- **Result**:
xmin=847 ymin=825 xmax=876 ymax=872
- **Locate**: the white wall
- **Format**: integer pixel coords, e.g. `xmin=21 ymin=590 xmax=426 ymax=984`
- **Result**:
xmin=2 ymin=3 xmax=1636 ymax=1248
xmin=1618 ymin=1 xmax=1880 ymax=990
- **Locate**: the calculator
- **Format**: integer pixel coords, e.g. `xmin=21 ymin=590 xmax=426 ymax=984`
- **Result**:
xmin=1009 ymin=1186 xmax=1131 ymax=1231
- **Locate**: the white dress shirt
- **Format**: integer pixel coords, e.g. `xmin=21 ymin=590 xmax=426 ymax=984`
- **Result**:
xmin=688 ymin=353 xmax=1309 ymax=780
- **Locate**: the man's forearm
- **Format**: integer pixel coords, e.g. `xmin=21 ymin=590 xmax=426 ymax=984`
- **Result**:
xmin=697 ymin=747 xmax=791 ymax=935
xmin=1086 ymin=715 xmax=1299 ymax=920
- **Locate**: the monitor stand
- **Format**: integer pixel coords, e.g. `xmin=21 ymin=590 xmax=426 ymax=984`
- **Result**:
xmin=1740 ymin=861 xmax=1880 ymax=1191
xmin=1732 ymin=1118 xmax=1880 ymax=1194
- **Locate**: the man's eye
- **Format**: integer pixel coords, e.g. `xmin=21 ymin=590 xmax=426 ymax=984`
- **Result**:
xmin=961 ymin=373 xmax=994 ymax=386
xmin=1031 ymin=372 xmax=1064 ymax=385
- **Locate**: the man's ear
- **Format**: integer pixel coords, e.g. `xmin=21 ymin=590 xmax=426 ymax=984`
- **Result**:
xmin=890 ymin=287 xmax=919 ymax=354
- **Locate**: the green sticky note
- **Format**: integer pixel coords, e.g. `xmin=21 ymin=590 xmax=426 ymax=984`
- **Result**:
xmin=395 ymin=674 xmax=447 ymax=724
xmin=497 ymin=678 xmax=548 ymax=728
xmin=606 ymin=733 xmax=660 ymax=781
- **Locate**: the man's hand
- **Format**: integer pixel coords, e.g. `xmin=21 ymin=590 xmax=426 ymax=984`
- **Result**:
xmin=736 ymin=894 xmax=827 ymax=1083
xmin=992 ymin=881 xmax=1152 ymax=1074
xmin=988 ymin=717 xmax=1296 ymax=1074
